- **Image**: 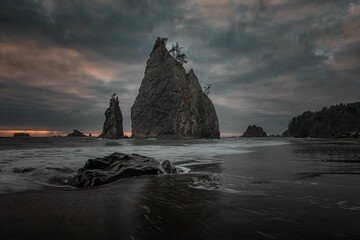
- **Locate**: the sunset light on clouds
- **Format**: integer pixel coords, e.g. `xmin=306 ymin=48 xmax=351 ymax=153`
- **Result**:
xmin=1 ymin=0 xmax=360 ymax=136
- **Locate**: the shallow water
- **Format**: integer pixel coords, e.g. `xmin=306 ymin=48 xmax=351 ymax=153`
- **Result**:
xmin=1 ymin=137 xmax=360 ymax=239
xmin=0 ymin=137 xmax=288 ymax=193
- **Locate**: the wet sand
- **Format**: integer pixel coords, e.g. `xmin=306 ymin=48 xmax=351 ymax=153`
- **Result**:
xmin=1 ymin=142 xmax=360 ymax=240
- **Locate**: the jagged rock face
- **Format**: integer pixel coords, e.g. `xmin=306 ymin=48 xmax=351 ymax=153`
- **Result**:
xmin=242 ymin=125 xmax=267 ymax=137
xmin=67 ymin=152 xmax=177 ymax=188
xmin=100 ymin=96 xmax=124 ymax=139
xmin=131 ymin=37 xmax=220 ymax=139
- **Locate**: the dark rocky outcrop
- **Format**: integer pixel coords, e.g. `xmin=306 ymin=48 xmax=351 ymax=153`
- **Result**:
xmin=67 ymin=129 xmax=86 ymax=137
xmin=242 ymin=125 xmax=267 ymax=137
xmin=13 ymin=133 xmax=31 ymax=137
xmin=162 ymin=160 xmax=178 ymax=174
xmin=100 ymin=94 xmax=124 ymax=139
xmin=131 ymin=37 xmax=220 ymax=139
xmin=283 ymin=102 xmax=360 ymax=138
xmin=68 ymin=152 xmax=177 ymax=188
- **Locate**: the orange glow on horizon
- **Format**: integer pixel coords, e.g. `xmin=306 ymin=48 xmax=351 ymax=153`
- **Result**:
xmin=0 ymin=130 xmax=133 ymax=137
xmin=0 ymin=130 xmax=237 ymax=138
xmin=0 ymin=130 xmax=67 ymax=137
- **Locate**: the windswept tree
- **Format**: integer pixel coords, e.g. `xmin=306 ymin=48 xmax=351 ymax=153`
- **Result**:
xmin=203 ymin=84 xmax=213 ymax=98
xmin=169 ymin=42 xmax=187 ymax=65
xmin=161 ymin=37 xmax=168 ymax=46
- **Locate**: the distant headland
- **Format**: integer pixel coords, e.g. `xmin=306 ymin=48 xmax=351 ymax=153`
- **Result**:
xmin=283 ymin=102 xmax=360 ymax=138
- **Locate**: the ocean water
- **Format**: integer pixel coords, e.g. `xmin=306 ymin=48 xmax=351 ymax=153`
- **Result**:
xmin=0 ymin=137 xmax=288 ymax=194
xmin=1 ymin=137 xmax=360 ymax=239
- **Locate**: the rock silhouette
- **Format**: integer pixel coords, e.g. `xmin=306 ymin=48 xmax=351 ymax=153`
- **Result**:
xmin=67 ymin=129 xmax=86 ymax=137
xmin=100 ymin=94 xmax=124 ymax=139
xmin=242 ymin=125 xmax=267 ymax=137
xmin=131 ymin=37 xmax=220 ymax=139
xmin=283 ymin=102 xmax=360 ymax=138
xmin=67 ymin=152 xmax=177 ymax=188
xmin=13 ymin=133 xmax=31 ymax=137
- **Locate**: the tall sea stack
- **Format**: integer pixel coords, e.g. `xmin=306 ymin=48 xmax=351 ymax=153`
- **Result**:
xmin=131 ymin=37 xmax=220 ymax=139
xmin=100 ymin=94 xmax=124 ymax=139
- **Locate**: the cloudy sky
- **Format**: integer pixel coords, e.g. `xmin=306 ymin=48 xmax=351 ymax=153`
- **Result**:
xmin=1 ymin=0 xmax=359 ymax=136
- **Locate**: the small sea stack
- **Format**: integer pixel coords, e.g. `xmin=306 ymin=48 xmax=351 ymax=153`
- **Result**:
xmin=67 ymin=129 xmax=86 ymax=137
xmin=100 ymin=94 xmax=124 ymax=139
xmin=13 ymin=132 xmax=31 ymax=137
xmin=242 ymin=125 xmax=267 ymax=137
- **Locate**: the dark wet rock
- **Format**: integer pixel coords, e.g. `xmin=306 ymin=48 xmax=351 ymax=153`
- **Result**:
xmin=283 ymin=102 xmax=360 ymax=138
xmin=131 ymin=37 xmax=220 ymax=139
xmin=162 ymin=160 xmax=177 ymax=174
xmin=67 ymin=129 xmax=86 ymax=137
xmin=242 ymin=125 xmax=267 ymax=137
xmin=68 ymin=152 xmax=177 ymax=188
xmin=13 ymin=133 xmax=31 ymax=137
xmin=100 ymin=94 xmax=124 ymax=139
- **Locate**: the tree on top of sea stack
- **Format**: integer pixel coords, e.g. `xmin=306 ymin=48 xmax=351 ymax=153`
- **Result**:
xmin=100 ymin=94 xmax=124 ymax=139
xmin=169 ymin=42 xmax=187 ymax=65
xmin=131 ymin=37 xmax=220 ymax=139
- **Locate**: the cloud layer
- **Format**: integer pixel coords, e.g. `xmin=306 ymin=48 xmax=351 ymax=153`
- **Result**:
xmin=1 ymin=0 xmax=359 ymax=135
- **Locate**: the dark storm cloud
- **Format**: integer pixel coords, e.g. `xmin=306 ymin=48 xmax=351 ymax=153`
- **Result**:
xmin=1 ymin=0 xmax=184 ymax=61
xmin=175 ymin=0 xmax=360 ymax=134
xmin=0 ymin=0 xmax=360 ymax=135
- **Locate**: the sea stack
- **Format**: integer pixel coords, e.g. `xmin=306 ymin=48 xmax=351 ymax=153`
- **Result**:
xmin=67 ymin=129 xmax=86 ymax=137
xmin=131 ymin=37 xmax=220 ymax=139
xmin=100 ymin=94 xmax=124 ymax=139
xmin=242 ymin=125 xmax=267 ymax=137
xmin=13 ymin=133 xmax=31 ymax=137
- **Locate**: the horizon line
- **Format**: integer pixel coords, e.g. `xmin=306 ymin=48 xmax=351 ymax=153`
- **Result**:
xmin=0 ymin=130 xmax=242 ymax=138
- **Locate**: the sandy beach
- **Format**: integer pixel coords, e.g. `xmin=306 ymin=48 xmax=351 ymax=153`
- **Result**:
xmin=1 ymin=140 xmax=360 ymax=240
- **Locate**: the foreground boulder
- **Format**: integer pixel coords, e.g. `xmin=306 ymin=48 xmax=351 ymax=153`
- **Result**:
xmin=100 ymin=94 xmax=124 ymax=139
xmin=242 ymin=125 xmax=267 ymax=137
xmin=67 ymin=129 xmax=86 ymax=137
xmin=68 ymin=152 xmax=177 ymax=188
xmin=131 ymin=37 xmax=220 ymax=139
